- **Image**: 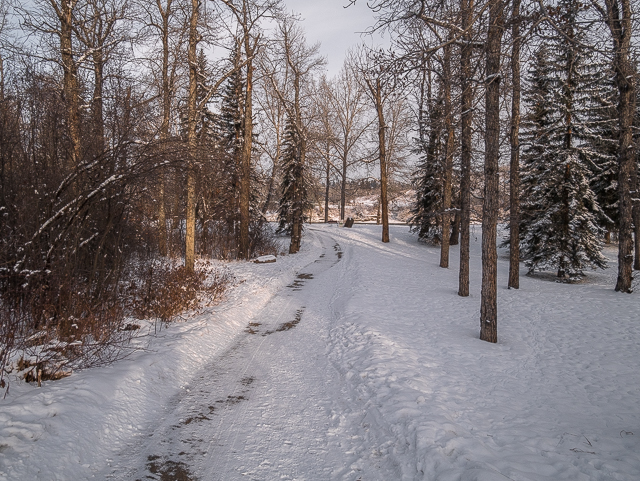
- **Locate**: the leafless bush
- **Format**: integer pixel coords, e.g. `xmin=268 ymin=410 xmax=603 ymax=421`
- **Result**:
xmin=128 ymin=260 xmax=233 ymax=323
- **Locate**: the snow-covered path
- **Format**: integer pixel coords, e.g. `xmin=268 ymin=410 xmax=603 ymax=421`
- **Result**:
xmin=101 ymin=230 xmax=366 ymax=480
xmin=1 ymin=224 xmax=639 ymax=481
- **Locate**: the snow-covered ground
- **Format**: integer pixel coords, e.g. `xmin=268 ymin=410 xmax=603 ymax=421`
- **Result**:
xmin=1 ymin=224 xmax=639 ymax=480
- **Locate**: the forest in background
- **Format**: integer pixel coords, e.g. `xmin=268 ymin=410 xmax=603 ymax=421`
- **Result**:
xmin=0 ymin=0 xmax=638 ymax=390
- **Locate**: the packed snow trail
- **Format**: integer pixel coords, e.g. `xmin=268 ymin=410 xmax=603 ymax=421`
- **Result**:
xmin=101 ymin=229 xmax=400 ymax=480
xmin=1 ymin=224 xmax=639 ymax=481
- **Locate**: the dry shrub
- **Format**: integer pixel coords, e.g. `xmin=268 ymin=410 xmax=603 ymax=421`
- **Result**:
xmin=130 ymin=260 xmax=233 ymax=323
xmin=250 ymin=222 xmax=284 ymax=258
xmin=0 ymin=285 xmax=138 ymax=395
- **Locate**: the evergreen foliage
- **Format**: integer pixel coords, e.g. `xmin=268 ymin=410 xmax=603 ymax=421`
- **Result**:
xmin=410 ymin=92 xmax=445 ymax=242
xmin=587 ymin=73 xmax=619 ymax=237
xmin=276 ymin=115 xmax=309 ymax=235
xmin=519 ymin=4 xmax=608 ymax=277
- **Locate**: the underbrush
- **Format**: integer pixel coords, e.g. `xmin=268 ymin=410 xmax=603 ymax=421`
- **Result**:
xmin=128 ymin=259 xmax=233 ymax=323
xmin=0 ymin=260 xmax=233 ymax=396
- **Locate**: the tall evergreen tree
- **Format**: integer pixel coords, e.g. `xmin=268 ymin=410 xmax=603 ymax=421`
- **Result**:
xmin=519 ymin=5 xmax=607 ymax=277
xmin=276 ymin=115 xmax=309 ymax=237
xmin=410 ymin=87 xmax=445 ymax=242
xmin=215 ymin=46 xmax=244 ymax=248
xmin=588 ymin=70 xmax=619 ymax=242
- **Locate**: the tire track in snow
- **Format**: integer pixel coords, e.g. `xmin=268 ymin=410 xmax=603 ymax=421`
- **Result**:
xmin=104 ymin=229 xmax=353 ymax=480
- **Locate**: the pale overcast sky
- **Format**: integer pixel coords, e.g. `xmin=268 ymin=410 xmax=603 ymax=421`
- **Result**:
xmin=287 ymin=0 xmax=388 ymax=76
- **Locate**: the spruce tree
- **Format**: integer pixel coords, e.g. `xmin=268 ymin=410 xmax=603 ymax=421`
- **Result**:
xmin=588 ymin=70 xmax=619 ymax=241
xmin=276 ymin=115 xmax=309 ymax=237
xmin=519 ymin=7 xmax=607 ymax=277
xmin=410 ymin=91 xmax=445 ymax=242
xmin=212 ymin=46 xmax=265 ymax=256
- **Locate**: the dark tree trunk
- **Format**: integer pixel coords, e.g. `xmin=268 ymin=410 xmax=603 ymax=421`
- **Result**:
xmin=325 ymin=153 xmax=330 ymax=222
xmin=604 ymin=0 xmax=636 ymax=292
xmin=440 ymin=41 xmax=454 ymax=268
xmin=341 ymin=153 xmax=347 ymax=221
xmin=375 ymin=79 xmax=390 ymax=243
xmin=289 ymin=157 xmax=302 ymax=254
xmin=451 ymin=211 xmax=460 ymax=245
xmin=508 ymin=0 xmax=521 ymax=289
xmin=92 ymin=52 xmax=105 ymax=155
xmin=458 ymin=0 xmax=474 ymax=297
xmin=480 ymin=0 xmax=505 ymax=343
xmin=634 ymin=197 xmax=640 ymax=270
xmin=239 ymin=57 xmax=253 ymax=260
xmin=632 ymin=152 xmax=639 ymax=270
xmin=60 ymin=0 xmax=81 ymax=170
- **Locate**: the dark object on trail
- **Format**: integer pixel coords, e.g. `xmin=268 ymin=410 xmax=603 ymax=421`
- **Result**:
xmin=344 ymin=217 xmax=354 ymax=228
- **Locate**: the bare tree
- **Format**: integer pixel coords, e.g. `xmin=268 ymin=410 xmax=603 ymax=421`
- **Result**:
xmin=138 ymin=0 xmax=187 ymax=256
xmin=508 ymin=0 xmax=521 ymax=289
xmin=480 ymin=0 xmax=506 ymax=343
xmin=74 ymin=0 xmax=130 ymax=156
xmin=21 ymin=0 xmax=82 ymax=169
xmin=590 ymin=0 xmax=637 ymax=292
xmin=357 ymin=49 xmax=404 ymax=243
xmin=261 ymin=14 xmax=324 ymax=253
xmin=220 ymin=0 xmax=281 ymax=259
xmin=458 ymin=0 xmax=475 ymax=296
xmin=312 ymin=76 xmax=339 ymax=222
xmin=326 ymin=56 xmax=372 ymax=221
xmin=255 ymin=61 xmax=287 ymax=216
xmin=184 ymin=0 xmax=199 ymax=272
xmin=440 ymin=39 xmax=455 ymax=268
xmin=0 ymin=0 xmax=8 ymax=101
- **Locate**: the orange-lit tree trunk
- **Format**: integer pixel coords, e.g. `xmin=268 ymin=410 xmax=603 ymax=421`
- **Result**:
xmin=185 ymin=0 xmax=199 ymax=272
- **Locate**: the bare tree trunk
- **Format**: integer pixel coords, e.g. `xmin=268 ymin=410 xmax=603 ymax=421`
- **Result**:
xmin=480 ymin=0 xmax=505 ymax=343
xmin=289 ymin=141 xmax=304 ymax=254
xmin=375 ymin=79 xmax=390 ymax=243
xmin=325 ymin=150 xmax=331 ymax=222
xmin=158 ymin=0 xmax=174 ymax=258
xmin=92 ymin=51 xmax=105 ymax=155
xmin=458 ymin=0 xmax=474 ymax=297
xmin=60 ymin=0 xmax=81 ymax=169
xmin=0 ymin=53 xmax=4 ymax=101
xmin=185 ymin=0 xmax=199 ymax=273
xmin=440 ymin=41 xmax=454 ymax=268
xmin=600 ymin=0 xmax=637 ymax=292
xmin=451 ymin=211 xmax=460 ymax=245
xmin=341 ymin=152 xmax=347 ymax=221
xmin=238 ymin=56 xmax=253 ymax=259
xmin=634 ymin=204 xmax=640 ymax=270
xmin=262 ymin=159 xmax=277 ymax=216
xmin=508 ymin=0 xmax=521 ymax=289
xmin=634 ymin=158 xmax=640 ymax=269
